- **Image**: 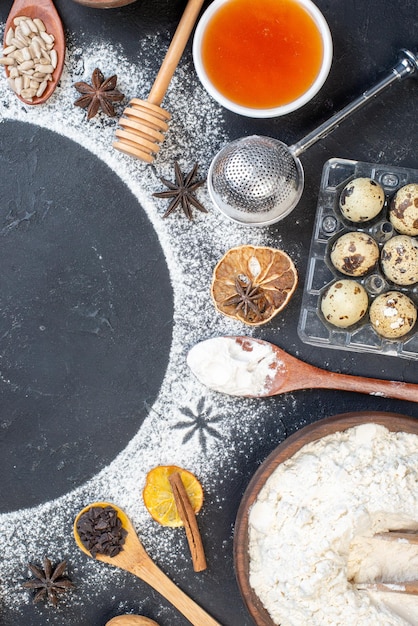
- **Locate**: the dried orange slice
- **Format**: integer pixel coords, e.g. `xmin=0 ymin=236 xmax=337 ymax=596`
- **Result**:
xmin=211 ymin=245 xmax=298 ymax=326
xmin=143 ymin=465 xmax=204 ymax=527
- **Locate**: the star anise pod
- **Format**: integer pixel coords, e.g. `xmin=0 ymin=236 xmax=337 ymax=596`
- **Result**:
xmin=23 ymin=557 xmax=75 ymax=607
xmin=224 ymin=276 xmax=266 ymax=320
xmin=74 ymin=68 xmax=124 ymax=119
xmin=153 ymin=161 xmax=207 ymax=220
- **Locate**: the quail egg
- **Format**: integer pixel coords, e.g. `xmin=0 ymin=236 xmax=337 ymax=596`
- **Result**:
xmin=369 ymin=291 xmax=417 ymax=339
xmin=389 ymin=183 xmax=418 ymax=235
xmin=321 ymin=280 xmax=369 ymax=328
xmin=381 ymin=235 xmax=418 ymax=285
xmin=330 ymin=231 xmax=379 ymax=276
xmin=339 ymin=177 xmax=385 ymax=222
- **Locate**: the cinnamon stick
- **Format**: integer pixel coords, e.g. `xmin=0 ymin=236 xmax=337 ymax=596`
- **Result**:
xmin=168 ymin=471 xmax=207 ymax=572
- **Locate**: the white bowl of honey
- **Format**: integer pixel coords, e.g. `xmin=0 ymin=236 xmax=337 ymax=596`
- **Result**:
xmin=193 ymin=0 xmax=333 ymax=118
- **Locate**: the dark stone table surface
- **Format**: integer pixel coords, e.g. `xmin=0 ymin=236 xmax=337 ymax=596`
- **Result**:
xmin=0 ymin=1 xmax=417 ymax=624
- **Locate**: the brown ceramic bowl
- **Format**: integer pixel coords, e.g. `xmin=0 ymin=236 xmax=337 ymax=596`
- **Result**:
xmin=71 ymin=0 xmax=137 ymax=7
xmin=233 ymin=411 xmax=418 ymax=626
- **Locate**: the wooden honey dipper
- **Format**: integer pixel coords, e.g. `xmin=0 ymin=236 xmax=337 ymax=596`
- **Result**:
xmin=113 ymin=0 xmax=205 ymax=163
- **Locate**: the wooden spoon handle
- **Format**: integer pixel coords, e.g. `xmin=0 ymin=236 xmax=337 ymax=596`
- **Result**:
xmin=315 ymin=369 xmax=418 ymax=402
xmin=148 ymin=0 xmax=205 ymax=105
xmin=132 ymin=558 xmax=221 ymax=626
xmin=375 ymin=531 xmax=418 ymax=544
xmin=287 ymin=358 xmax=418 ymax=402
xmin=358 ymin=580 xmax=418 ymax=595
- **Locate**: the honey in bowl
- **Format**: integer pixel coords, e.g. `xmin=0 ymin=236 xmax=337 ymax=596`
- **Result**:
xmin=194 ymin=0 xmax=332 ymax=117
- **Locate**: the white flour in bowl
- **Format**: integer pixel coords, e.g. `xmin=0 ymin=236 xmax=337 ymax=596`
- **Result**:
xmin=248 ymin=423 xmax=418 ymax=625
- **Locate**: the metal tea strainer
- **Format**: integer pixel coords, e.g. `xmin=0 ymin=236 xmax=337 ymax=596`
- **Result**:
xmin=208 ymin=49 xmax=418 ymax=226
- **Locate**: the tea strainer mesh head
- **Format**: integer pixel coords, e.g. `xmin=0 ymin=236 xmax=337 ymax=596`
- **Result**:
xmin=207 ymin=136 xmax=304 ymax=225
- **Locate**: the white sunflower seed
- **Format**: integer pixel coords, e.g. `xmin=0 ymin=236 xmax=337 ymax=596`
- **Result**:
xmin=21 ymin=87 xmax=37 ymax=99
xmin=36 ymin=80 xmax=48 ymax=97
xmin=49 ymin=49 xmax=57 ymax=69
xmin=3 ymin=44 xmax=17 ymax=56
xmin=33 ymin=18 xmax=46 ymax=33
xmin=32 ymin=35 xmax=47 ymax=51
xmin=10 ymin=37 xmax=26 ymax=50
xmin=19 ymin=20 xmax=32 ymax=37
xmin=0 ymin=57 xmax=15 ymax=66
xmin=40 ymin=32 xmax=54 ymax=46
xmin=5 ymin=28 xmax=14 ymax=46
xmin=35 ymin=63 xmax=54 ymax=73
xmin=19 ymin=60 xmax=34 ymax=71
xmin=14 ymin=75 xmax=23 ymax=95
xmin=27 ymin=18 xmax=39 ymax=33
xmin=21 ymin=46 xmax=32 ymax=61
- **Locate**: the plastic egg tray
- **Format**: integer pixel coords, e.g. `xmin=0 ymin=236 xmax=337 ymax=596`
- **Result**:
xmin=298 ymin=157 xmax=418 ymax=360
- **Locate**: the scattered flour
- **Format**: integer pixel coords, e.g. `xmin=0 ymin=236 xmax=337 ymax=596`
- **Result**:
xmin=0 ymin=25 xmax=290 ymax=623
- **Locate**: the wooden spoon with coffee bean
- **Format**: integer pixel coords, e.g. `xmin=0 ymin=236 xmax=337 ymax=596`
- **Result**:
xmin=74 ymin=502 xmax=221 ymax=626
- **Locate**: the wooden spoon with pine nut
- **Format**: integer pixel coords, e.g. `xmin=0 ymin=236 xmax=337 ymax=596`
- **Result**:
xmin=3 ymin=0 xmax=65 ymax=104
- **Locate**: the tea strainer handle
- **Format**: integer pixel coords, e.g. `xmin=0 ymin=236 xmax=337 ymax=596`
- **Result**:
xmin=291 ymin=49 xmax=418 ymax=158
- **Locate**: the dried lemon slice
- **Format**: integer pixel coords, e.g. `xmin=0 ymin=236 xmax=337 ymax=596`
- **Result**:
xmin=143 ymin=465 xmax=204 ymax=527
xmin=211 ymin=245 xmax=298 ymax=326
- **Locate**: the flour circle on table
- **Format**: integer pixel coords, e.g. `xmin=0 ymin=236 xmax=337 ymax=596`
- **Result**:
xmin=0 ymin=31 xmax=288 ymax=622
xmin=0 ymin=119 xmax=174 ymax=511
